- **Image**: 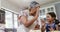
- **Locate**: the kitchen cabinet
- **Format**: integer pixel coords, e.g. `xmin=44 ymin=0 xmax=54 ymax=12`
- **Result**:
xmin=39 ymin=5 xmax=57 ymax=19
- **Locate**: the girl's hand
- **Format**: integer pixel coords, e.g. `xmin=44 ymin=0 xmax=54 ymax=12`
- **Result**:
xmin=49 ymin=27 xmax=54 ymax=31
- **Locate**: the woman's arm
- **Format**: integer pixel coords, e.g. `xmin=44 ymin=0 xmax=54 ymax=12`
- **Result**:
xmin=21 ymin=15 xmax=38 ymax=27
xmin=41 ymin=23 xmax=46 ymax=32
xmin=20 ymin=10 xmax=39 ymax=27
xmin=41 ymin=19 xmax=46 ymax=32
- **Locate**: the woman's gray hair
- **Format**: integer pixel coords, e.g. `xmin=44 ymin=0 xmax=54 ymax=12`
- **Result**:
xmin=30 ymin=1 xmax=40 ymax=8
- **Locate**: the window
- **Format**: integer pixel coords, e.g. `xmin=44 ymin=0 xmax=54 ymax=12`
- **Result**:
xmin=5 ymin=11 xmax=13 ymax=28
xmin=5 ymin=10 xmax=18 ymax=29
xmin=14 ymin=14 xmax=18 ymax=28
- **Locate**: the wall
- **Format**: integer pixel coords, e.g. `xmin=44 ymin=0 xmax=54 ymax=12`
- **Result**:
xmin=55 ymin=3 xmax=60 ymax=20
xmin=1 ymin=0 xmax=20 ymax=14
xmin=41 ymin=0 xmax=60 ymax=8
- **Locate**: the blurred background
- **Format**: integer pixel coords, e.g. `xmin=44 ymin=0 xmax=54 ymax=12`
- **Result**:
xmin=0 ymin=0 xmax=60 ymax=32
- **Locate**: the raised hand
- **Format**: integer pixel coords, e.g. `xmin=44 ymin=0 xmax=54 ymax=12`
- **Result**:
xmin=49 ymin=27 xmax=54 ymax=31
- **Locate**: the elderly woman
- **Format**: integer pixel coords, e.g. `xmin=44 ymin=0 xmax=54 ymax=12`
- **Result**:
xmin=17 ymin=1 xmax=40 ymax=32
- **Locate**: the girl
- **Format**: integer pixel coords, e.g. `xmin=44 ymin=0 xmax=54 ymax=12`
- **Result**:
xmin=41 ymin=12 xmax=59 ymax=32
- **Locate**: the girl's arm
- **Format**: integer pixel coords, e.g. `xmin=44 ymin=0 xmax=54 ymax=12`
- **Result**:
xmin=56 ymin=25 xmax=59 ymax=30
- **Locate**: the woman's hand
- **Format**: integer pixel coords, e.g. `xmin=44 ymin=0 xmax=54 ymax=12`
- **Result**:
xmin=41 ymin=22 xmax=46 ymax=32
xmin=35 ymin=8 xmax=39 ymax=19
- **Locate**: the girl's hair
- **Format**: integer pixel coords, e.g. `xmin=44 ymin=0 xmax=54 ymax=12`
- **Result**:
xmin=47 ymin=12 xmax=60 ymax=24
xmin=47 ymin=12 xmax=56 ymax=19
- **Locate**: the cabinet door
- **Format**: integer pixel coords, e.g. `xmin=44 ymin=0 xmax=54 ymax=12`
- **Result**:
xmin=47 ymin=7 xmax=54 ymax=12
xmin=50 ymin=7 xmax=54 ymax=11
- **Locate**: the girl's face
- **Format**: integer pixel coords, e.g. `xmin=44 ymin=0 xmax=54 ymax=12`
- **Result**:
xmin=46 ymin=14 xmax=54 ymax=22
xmin=29 ymin=7 xmax=39 ymax=15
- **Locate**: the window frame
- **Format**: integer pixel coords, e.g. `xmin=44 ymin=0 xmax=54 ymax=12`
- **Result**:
xmin=1 ymin=8 xmax=19 ymax=29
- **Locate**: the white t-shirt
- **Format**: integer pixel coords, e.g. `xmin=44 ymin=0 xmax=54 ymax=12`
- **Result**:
xmin=17 ymin=10 xmax=41 ymax=32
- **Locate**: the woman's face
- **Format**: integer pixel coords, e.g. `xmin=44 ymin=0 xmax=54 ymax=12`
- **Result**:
xmin=46 ymin=14 xmax=54 ymax=22
xmin=29 ymin=7 xmax=39 ymax=15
